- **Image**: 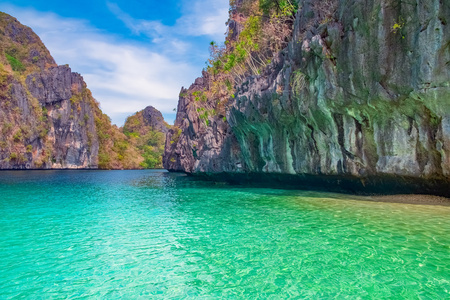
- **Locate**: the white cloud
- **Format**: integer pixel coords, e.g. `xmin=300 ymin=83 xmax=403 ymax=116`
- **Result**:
xmin=177 ymin=0 xmax=229 ymax=39
xmin=107 ymin=0 xmax=229 ymax=42
xmin=106 ymin=2 xmax=170 ymax=40
xmin=0 ymin=1 xmax=229 ymax=125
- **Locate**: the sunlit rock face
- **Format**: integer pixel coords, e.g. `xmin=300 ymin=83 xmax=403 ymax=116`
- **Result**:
xmin=164 ymin=0 xmax=450 ymax=195
xmin=0 ymin=12 xmax=98 ymax=169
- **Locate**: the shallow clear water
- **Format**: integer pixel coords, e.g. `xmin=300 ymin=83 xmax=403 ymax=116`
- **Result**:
xmin=0 ymin=170 xmax=449 ymax=299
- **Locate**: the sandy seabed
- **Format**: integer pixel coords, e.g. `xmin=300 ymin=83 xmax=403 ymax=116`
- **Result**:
xmin=365 ymin=194 xmax=450 ymax=206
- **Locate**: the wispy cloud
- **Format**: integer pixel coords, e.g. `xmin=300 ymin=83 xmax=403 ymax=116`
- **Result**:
xmin=176 ymin=0 xmax=229 ymax=38
xmin=106 ymin=2 xmax=170 ymax=40
xmin=0 ymin=0 xmax=229 ymax=125
xmin=107 ymin=0 xmax=228 ymax=41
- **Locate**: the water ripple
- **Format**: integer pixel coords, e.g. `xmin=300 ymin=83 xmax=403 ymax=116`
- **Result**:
xmin=0 ymin=170 xmax=449 ymax=298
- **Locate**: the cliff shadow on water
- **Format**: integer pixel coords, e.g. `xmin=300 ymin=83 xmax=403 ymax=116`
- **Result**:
xmin=188 ymin=172 xmax=450 ymax=199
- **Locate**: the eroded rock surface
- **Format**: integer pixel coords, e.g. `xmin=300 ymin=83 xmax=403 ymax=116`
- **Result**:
xmin=164 ymin=0 xmax=450 ymax=195
xmin=142 ymin=106 xmax=169 ymax=134
xmin=0 ymin=13 xmax=98 ymax=169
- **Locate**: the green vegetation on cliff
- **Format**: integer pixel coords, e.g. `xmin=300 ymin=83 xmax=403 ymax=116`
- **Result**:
xmin=164 ymin=0 xmax=450 ymax=197
xmin=0 ymin=12 xmax=56 ymax=73
xmin=209 ymin=0 xmax=296 ymax=80
xmin=91 ymin=107 xmax=169 ymax=170
xmin=94 ymin=107 xmax=143 ymax=169
xmin=183 ymin=0 xmax=298 ymax=128
xmin=0 ymin=12 xmax=168 ymax=170
xmin=0 ymin=12 xmax=56 ymax=168
xmin=123 ymin=110 xmax=167 ymax=169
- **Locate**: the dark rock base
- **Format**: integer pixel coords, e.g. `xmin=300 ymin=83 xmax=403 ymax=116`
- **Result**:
xmin=182 ymin=172 xmax=450 ymax=198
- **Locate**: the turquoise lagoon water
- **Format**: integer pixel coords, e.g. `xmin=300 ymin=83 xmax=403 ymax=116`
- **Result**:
xmin=0 ymin=170 xmax=449 ymax=299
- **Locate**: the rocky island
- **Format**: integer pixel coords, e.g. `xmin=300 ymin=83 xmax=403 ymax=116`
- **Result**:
xmin=0 ymin=12 xmax=168 ymax=169
xmin=163 ymin=0 xmax=450 ymax=196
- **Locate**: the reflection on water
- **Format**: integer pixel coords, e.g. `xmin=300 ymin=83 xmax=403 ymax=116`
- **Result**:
xmin=0 ymin=170 xmax=449 ymax=298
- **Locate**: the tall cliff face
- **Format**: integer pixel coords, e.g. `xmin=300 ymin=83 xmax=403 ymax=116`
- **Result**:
xmin=164 ymin=0 xmax=450 ymax=194
xmin=0 ymin=12 xmax=172 ymax=170
xmin=0 ymin=12 xmax=99 ymax=169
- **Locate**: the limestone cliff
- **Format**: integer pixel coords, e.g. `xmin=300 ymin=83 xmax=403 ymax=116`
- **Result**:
xmin=0 ymin=12 xmax=100 ymax=169
xmin=164 ymin=0 xmax=450 ymax=195
xmin=0 ymin=12 xmax=171 ymax=170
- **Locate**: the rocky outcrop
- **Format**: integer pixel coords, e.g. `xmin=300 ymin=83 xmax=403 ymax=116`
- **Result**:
xmin=0 ymin=66 xmax=99 ymax=169
xmin=0 ymin=12 xmax=171 ymax=170
xmin=164 ymin=0 xmax=450 ymax=195
xmin=29 ymin=66 xmax=98 ymax=168
xmin=0 ymin=12 xmax=98 ymax=169
xmin=141 ymin=106 xmax=169 ymax=134
xmin=122 ymin=106 xmax=170 ymax=169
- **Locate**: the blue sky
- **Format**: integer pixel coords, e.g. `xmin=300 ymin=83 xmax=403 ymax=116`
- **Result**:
xmin=0 ymin=0 xmax=229 ymax=125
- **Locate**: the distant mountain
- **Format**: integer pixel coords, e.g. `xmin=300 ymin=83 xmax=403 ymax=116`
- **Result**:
xmin=122 ymin=106 xmax=170 ymax=169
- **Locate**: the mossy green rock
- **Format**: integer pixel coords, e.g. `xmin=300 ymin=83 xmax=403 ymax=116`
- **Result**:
xmin=167 ymin=0 xmax=449 ymax=195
